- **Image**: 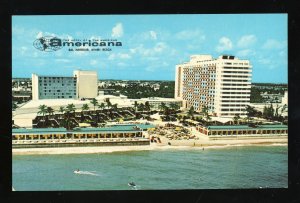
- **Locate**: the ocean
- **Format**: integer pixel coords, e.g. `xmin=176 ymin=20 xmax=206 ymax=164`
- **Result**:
xmin=12 ymin=145 xmax=287 ymax=190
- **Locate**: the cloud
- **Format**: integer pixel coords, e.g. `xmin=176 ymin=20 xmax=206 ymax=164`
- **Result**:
xmin=36 ymin=31 xmax=65 ymax=39
xmin=279 ymin=50 xmax=287 ymax=57
xmin=119 ymin=53 xmax=131 ymax=59
xmin=237 ymin=35 xmax=257 ymax=48
xmin=257 ymin=57 xmax=279 ymax=70
xmin=20 ymin=46 xmax=28 ymax=55
xmin=236 ymin=49 xmax=256 ymax=57
xmin=175 ymin=29 xmax=205 ymax=40
xmin=129 ymin=42 xmax=168 ymax=57
xmin=216 ymin=37 xmax=233 ymax=52
xmin=90 ymin=59 xmax=98 ymax=65
xmin=153 ymin=42 xmax=167 ymax=53
xmin=55 ymin=59 xmax=71 ymax=63
xmin=149 ymin=31 xmax=157 ymax=40
xmin=129 ymin=30 xmax=158 ymax=42
xmin=258 ymin=58 xmax=271 ymax=65
xmin=117 ymin=62 xmax=129 ymax=68
xmin=145 ymin=61 xmax=169 ymax=72
xmin=90 ymin=36 xmax=101 ymax=41
xmin=111 ymin=23 xmax=123 ymax=38
xmin=108 ymin=53 xmax=131 ymax=60
xmin=12 ymin=26 xmax=25 ymax=35
xmin=36 ymin=32 xmax=43 ymax=38
xmin=33 ymin=52 xmax=39 ymax=58
xmin=60 ymin=34 xmax=73 ymax=41
xmin=262 ymin=39 xmax=286 ymax=50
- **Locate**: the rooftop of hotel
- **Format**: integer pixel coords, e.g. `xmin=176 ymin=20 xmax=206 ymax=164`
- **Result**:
xmin=12 ymin=124 xmax=156 ymax=134
xmin=206 ymin=124 xmax=288 ymax=130
xmin=138 ymin=97 xmax=182 ymax=101
xmin=19 ymin=99 xmax=88 ymax=109
xmin=33 ymin=75 xmax=75 ymax=78
xmin=16 ymin=95 xmax=131 ymax=110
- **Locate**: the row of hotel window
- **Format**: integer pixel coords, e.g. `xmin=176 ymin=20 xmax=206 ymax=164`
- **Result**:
xmin=39 ymin=77 xmax=76 ymax=81
xmin=184 ymin=79 xmax=251 ymax=83
xmin=186 ymin=91 xmax=249 ymax=95
xmin=40 ymin=83 xmax=76 ymax=86
xmin=185 ymin=66 xmax=250 ymax=70
xmin=220 ymin=108 xmax=247 ymax=111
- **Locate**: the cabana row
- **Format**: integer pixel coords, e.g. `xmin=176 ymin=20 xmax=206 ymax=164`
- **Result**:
xmin=196 ymin=124 xmax=288 ymax=136
xmin=12 ymin=124 xmax=153 ymax=143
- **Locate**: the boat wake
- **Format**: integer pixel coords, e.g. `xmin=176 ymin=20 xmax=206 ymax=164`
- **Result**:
xmin=74 ymin=170 xmax=100 ymax=176
xmin=129 ymin=185 xmax=141 ymax=190
xmin=128 ymin=183 xmax=141 ymax=190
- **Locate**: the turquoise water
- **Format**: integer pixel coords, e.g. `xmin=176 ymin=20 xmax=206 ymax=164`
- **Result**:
xmin=12 ymin=146 xmax=287 ymax=190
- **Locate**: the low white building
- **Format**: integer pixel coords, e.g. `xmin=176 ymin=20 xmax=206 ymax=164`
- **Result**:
xmin=131 ymin=97 xmax=183 ymax=110
xmin=13 ymin=113 xmax=37 ymax=128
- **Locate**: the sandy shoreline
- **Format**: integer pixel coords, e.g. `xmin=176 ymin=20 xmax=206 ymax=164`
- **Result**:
xmin=13 ymin=136 xmax=287 ymax=155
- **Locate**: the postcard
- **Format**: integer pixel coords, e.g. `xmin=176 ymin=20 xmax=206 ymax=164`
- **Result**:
xmin=12 ymin=14 xmax=287 ymax=191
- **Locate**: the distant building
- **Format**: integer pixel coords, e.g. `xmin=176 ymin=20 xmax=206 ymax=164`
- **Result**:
xmin=32 ymin=70 xmax=98 ymax=100
xmin=132 ymin=97 xmax=183 ymax=110
xmin=260 ymin=92 xmax=284 ymax=103
xmin=175 ymin=55 xmax=252 ymax=117
xmin=281 ymin=91 xmax=288 ymax=105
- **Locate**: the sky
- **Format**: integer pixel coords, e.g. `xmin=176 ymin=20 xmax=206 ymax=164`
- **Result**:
xmin=12 ymin=14 xmax=287 ymax=83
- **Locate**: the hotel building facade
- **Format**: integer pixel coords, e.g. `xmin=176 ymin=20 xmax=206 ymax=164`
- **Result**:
xmin=32 ymin=70 xmax=98 ymax=100
xmin=175 ymin=55 xmax=252 ymax=117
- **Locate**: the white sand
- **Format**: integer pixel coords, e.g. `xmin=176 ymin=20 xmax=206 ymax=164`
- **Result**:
xmin=13 ymin=136 xmax=287 ymax=155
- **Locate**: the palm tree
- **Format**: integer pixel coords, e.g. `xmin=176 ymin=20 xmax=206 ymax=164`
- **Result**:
xmin=133 ymin=101 xmax=139 ymax=112
xmin=112 ymin=103 xmax=118 ymax=111
xmin=170 ymin=103 xmax=179 ymax=111
xmin=65 ymin=103 xmax=76 ymax=130
xmin=47 ymin=107 xmax=54 ymax=115
xmin=66 ymin=103 xmax=76 ymax=113
xmin=12 ymin=102 xmax=18 ymax=111
xmin=187 ymin=106 xmax=195 ymax=118
xmin=38 ymin=104 xmax=47 ymax=117
xmin=233 ymin=114 xmax=240 ymax=125
xmin=245 ymin=105 xmax=258 ymax=118
xmin=201 ymin=105 xmax=211 ymax=121
xmin=98 ymin=102 xmax=105 ymax=111
xmin=46 ymin=107 xmax=55 ymax=127
xmin=37 ymin=104 xmax=48 ymax=127
xmin=90 ymin=98 xmax=98 ymax=111
xmin=159 ymin=102 xmax=166 ymax=112
xmin=281 ymin=104 xmax=287 ymax=113
xmin=138 ymin=103 xmax=145 ymax=112
xmin=106 ymin=98 xmax=112 ymax=109
xmin=144 ymin=101 xmax=151 ymax=112
xmin=82 ymin=103 xmax=89 ymax=111
xmin=59 ymin=106 xmax=65 ymax=114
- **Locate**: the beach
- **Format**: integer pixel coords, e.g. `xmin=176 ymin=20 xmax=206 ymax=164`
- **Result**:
xmin=12 ymin=135 xmax=287 ymax=155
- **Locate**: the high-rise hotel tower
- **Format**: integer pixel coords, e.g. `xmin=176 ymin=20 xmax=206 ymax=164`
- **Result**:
xmin=175 ymin=55 xmax=252 ymax=117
